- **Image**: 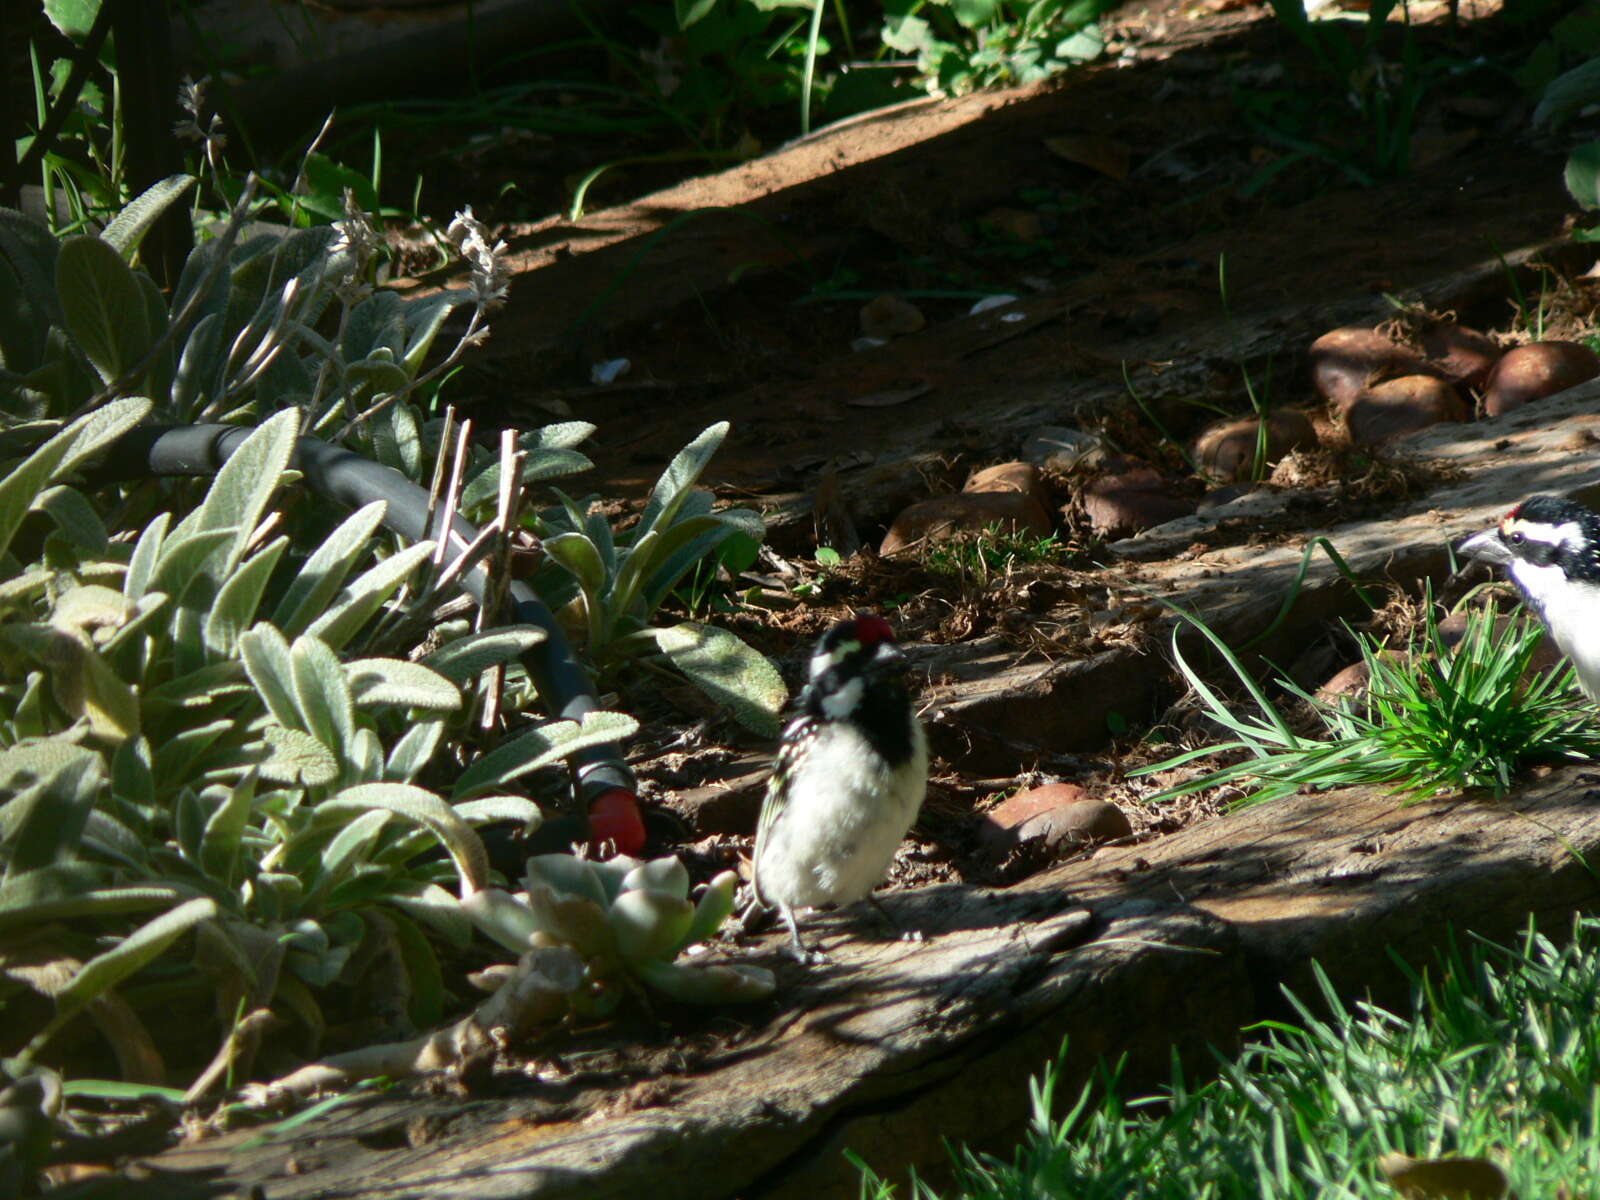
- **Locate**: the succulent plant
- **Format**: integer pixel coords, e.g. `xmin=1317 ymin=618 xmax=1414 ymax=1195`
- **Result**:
xmin=461 ymin=854 xmax=774 ymax=1008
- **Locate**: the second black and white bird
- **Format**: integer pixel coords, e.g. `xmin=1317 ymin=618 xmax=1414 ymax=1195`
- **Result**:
xmin=1458 ymin=493 xmax=1600 ymax=701
xmin=752 ymin=615 xmax=927 ymax=958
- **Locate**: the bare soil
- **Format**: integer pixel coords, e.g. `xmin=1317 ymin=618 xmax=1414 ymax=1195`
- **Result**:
xmin=404 ymin=0 xmax=1600 ymax=882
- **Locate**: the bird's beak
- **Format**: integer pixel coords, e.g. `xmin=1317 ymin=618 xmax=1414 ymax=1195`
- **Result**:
xmin=1458 ymin=528 xmax=1513 ymax=567
xmin=871 ymin=640 xmax=907 ymax=670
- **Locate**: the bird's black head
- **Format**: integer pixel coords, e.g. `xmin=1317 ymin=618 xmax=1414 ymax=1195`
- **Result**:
xmin=799 ymin=615 xmax=916 ymax=761
xmin=1463 ymin=494 xmax=1600 ymax=583
xmin=810 ymin=613 xmax=894 ymax=666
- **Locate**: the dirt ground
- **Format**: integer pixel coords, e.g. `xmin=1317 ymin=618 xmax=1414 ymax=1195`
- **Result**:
xmin=376 ymin=0 xmax=1600 ymax=889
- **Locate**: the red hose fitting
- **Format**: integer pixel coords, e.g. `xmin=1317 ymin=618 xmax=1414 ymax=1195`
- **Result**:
xmin=587 ymin=787 xmax=646 ymax=856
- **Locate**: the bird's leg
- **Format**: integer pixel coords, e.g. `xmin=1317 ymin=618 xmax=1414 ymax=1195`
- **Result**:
xmin=781 ymin=904 xmax=829 ymax=965
xmin=738 ymin=894 xmax=772 ymax=937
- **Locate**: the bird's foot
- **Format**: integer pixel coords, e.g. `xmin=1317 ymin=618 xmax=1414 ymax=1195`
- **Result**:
xmin=779 ymin=905 xmax=830 ymax=964
xmin=785 ymin=942 xmax=832 ymax=966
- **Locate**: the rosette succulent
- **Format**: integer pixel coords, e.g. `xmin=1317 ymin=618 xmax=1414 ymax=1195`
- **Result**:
xmin=462 ymin=854 xmax=774 ymax=1008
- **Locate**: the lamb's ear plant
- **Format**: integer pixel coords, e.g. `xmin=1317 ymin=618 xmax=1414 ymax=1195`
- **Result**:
xmin=0 ymin=404 xmax=638 ymax=1092
xmin=2 ymin=177 xmax=771 ymax=723
xmin=1137 ymin=596 xmax=1600 ymax=806
xmin=0 ymin=176 xmax=790 ymax=1111
xmin=0 ymin=174 xmax=591 ymax=524
xmin=460 ymin=853 xmax=775 ymax=1008
xmin=535 ymin=420 xmax=787 ymax=735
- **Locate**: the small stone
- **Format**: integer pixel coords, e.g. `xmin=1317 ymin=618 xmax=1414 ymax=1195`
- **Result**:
xmin=1418 ymin=321 xmax=1500 ymax=391
xmin=1017 ymin=799 xmax=1133 ymax=849
xmin=978 ymin=783 xmax=1110 ymax=857
xmin=860 ymin=294 xmax=926 ymax=339
xmin=1309 ymin=326 xmax=1431 ymax=412
xmin=1315 ymin=661 xmax=1370 ymax=704
xmin=1192 ymin=409 xmax=1318 ymax=482
xmin=1081 ymin=468 xmax=1196 ymax=538
xmin=1345 ymin=375 xmax=1467 ymax=443
xmin=988 ymin=782 xmax=1089 ymax=828
xmin=1482 ymin=341 xmax=1600 ymax=417
xmin=964 ymin=461 xmax=1053 ymax=512
xmin=879 ymin=491 xmax=1053 ymax=557
xmin=1378 ymin=1153 xmax=1508 ymax=1200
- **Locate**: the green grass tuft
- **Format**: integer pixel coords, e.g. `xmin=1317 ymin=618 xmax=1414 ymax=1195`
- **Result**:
xmin=1135 ymin=598 xmax=1600 ymax=807
xmin=856 ymin=916 xmax=1600 ymax=1198
xmin=923 ymin=522 xmax=1062 ymax=584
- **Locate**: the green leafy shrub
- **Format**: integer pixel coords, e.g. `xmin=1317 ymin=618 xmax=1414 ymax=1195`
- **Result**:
xmin=1532 ymin=46 xmax=1600 ymax=224
xmin=663 ymin=0 xmax=1109 ymax=142
xmin=0 ymin=169 xmax=780 ymax=1101
xmin=879 ymin=0 xmax=1106 ymax=98
xmin=19 ymin=1 xmax=128 ymax=235
xmin=534 ymin=421 xmax=787 ymax=734
xmin=0 ymin=174 xmax=588 ymax=533
xmin=0 ymin=179 xmax=779 ymax=725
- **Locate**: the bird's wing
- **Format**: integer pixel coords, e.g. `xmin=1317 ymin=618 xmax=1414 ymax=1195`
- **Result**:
xmin=751 ymin=717 xmax=813 ymax=904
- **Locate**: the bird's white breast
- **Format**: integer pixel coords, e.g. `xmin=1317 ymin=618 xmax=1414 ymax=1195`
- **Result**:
xmin=754 ymin=721 xmax=927 ymax=909
xmin=1510 ymin=560 xmax=1600 ymax=701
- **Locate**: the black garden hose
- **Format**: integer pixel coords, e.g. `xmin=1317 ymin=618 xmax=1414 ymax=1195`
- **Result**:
xmin=88 ymin=423 xmax=640 ymax=836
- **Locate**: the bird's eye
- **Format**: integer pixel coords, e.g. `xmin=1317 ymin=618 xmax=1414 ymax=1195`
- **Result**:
xmin=1508 ymin=531 xmax=1525 ymax=546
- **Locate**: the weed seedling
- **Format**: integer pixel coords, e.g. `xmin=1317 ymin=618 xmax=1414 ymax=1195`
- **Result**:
xmin=923 ymin=522 xmax=1061 ymax=586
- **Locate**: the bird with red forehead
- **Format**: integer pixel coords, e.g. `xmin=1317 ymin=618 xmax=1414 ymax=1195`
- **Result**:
xmin=751 ymin=614 xmax=927 ymax=961
xmin=1458 ymin=494 xmax=1600 ymax=701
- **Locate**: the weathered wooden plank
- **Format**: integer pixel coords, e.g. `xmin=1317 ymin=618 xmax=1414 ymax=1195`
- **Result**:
xmin=95 ymin=764 xmax=1600 ymax=1200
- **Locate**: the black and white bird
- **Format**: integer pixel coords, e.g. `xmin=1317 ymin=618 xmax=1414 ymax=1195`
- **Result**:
xmin=1458 ymin=494 xmax=1600 ymax=701
xmin=751 ymin=614 xmax=928 ymax=960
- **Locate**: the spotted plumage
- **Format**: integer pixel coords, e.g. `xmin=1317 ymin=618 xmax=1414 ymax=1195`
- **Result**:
xmin=752 ymin=615 xmax=927 ymax=959
xmin=1458 ymin=494 xmax=1600 ymax=701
